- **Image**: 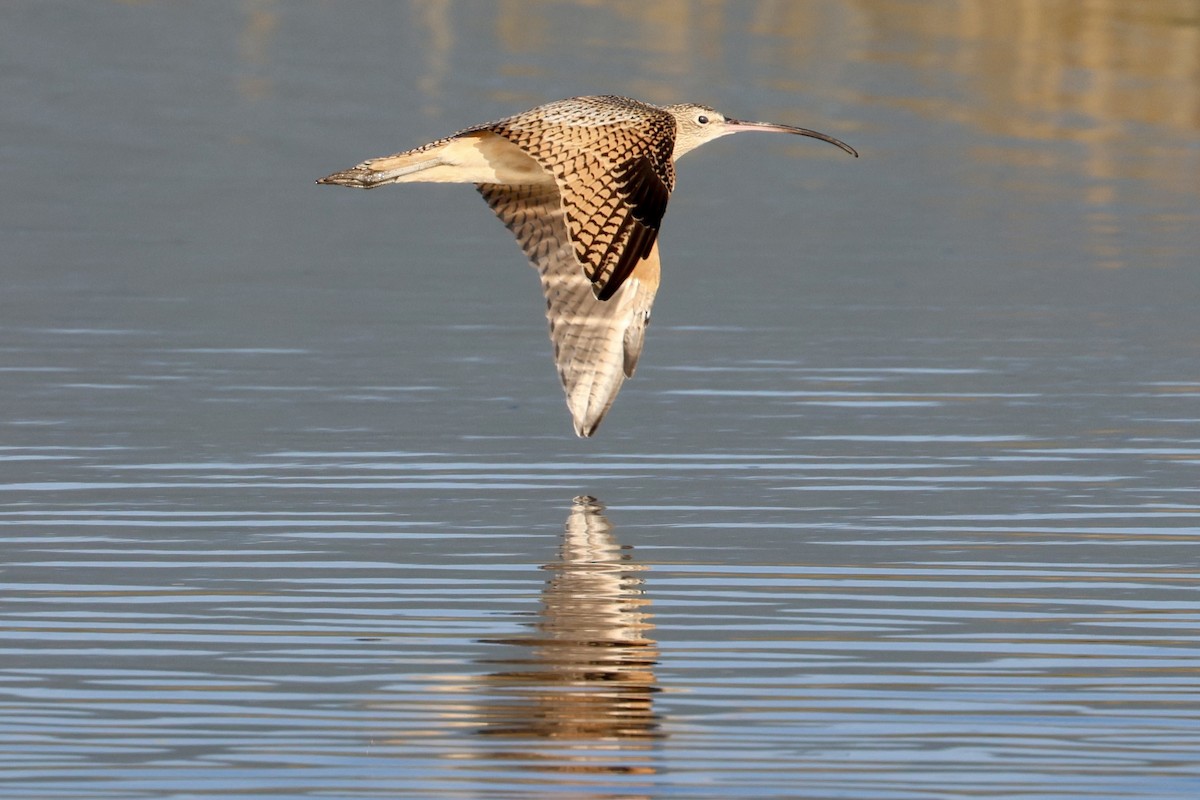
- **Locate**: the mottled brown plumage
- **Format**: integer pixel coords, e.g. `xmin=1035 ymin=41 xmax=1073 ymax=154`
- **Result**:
xmin=476 ymin=96 xmax=675 ymax=301
xmin=318 ymin=95 xmax=856 ymax=436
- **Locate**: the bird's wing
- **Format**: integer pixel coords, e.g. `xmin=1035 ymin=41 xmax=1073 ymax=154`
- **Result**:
xmin=472 ymin=96 xmax=675 ymax=301
xmin=477 ymin=181 xmax=660 ymax=437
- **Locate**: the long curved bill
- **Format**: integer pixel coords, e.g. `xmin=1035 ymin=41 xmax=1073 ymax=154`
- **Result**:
xmin=725 ymin=118 xmax=859 ymax=158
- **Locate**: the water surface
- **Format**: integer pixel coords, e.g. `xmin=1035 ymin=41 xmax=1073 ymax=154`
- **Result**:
xmin=3 ymin=1 xmax=1199 ymax=798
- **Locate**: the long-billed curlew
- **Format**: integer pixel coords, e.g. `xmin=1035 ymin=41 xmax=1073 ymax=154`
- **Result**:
xmin=318 ymin=95 xmax=857 ymax=437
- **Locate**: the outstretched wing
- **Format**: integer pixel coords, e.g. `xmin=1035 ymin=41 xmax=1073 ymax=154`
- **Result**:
xmin=473 ymin=95 xmax=675 ymax=301
xmin=477 ymin=181 xmax=660 ymax=437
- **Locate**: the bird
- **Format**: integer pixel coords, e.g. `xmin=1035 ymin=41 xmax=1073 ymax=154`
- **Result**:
xmin=318 ymin=94 xmax=857 ymax=437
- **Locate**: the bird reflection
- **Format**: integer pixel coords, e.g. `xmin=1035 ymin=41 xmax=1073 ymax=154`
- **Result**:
xmin=474 ymin=495 xmax=661 ymax=763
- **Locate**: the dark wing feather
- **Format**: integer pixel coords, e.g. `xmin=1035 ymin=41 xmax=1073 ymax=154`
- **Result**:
xmin=594 ymin=156 xmax=670 ymax=300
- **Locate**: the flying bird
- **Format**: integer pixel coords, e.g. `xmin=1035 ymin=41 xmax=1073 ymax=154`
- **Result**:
xmin=318 ymin=94 xmax=857 ymax=436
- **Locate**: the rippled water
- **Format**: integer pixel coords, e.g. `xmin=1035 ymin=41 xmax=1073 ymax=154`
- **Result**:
xmin=6 ymin=340 xmax=1199 ymax=798
xmin=4 ymin=1 xmax=1200 ymax=798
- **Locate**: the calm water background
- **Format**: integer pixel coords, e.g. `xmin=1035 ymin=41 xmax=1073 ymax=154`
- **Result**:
xmin=3 ymin=1 xmax=1199 ymax=798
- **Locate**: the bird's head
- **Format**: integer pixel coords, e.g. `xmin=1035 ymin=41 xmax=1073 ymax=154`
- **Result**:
xmin=663 ymin=103 xmax=858 ymax=161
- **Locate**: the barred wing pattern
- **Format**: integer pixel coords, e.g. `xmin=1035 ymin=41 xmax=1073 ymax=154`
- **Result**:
xmin=319 ymin=93 xmax=860 ymax=436
xmin=470 ymin=96 xmax=675 ymax=301
xmin=477 ymin=181 xmax=659 ymax=437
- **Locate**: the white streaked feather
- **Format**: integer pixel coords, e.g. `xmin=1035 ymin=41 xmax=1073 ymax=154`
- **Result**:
xmin=476 ymin=178 xmax=659 ymax=436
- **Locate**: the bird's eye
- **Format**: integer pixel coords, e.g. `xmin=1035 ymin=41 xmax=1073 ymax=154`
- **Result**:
xmin=697 ymin=114 xmax=709 ymax=124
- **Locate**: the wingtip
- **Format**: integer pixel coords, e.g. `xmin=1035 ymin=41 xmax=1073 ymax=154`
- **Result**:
xmin=317 ymin=168 xmax=374 ymax=188
xmin=569 ymin=399 xmax=610 ymax=438
xmin=572 ymin=419 xmax=600 ymax=438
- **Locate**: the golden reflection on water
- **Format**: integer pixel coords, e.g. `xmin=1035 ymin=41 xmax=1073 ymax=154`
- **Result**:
xmin=472 ymin=496 xmax=660 ymax=774
xmin=236 ymin=0 xmax=277 ymax=101
xmin=397 ymin=1 xmax=1200 ymax=134
xmin=412 ymin=0 xmax=456 ymax=117
xmin=233 ymin=0 xmax=1200 ymax=149
xmin=236 ymin=0 xmax=1196 ymax=268
xmin=419 ymin=0 xmax=1196 ymax=267
xmin=859 ymin=0 xmax=1200 ymax=137
xmin=846 ymin=0 xmax=1200 ymax=269
xmin=233 ymin=1 xmax=1200 ymax=155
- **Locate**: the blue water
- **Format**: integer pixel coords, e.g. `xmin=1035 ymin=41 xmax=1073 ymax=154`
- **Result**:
xmin=3 ymin=2 xmax=1199 ymax=798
